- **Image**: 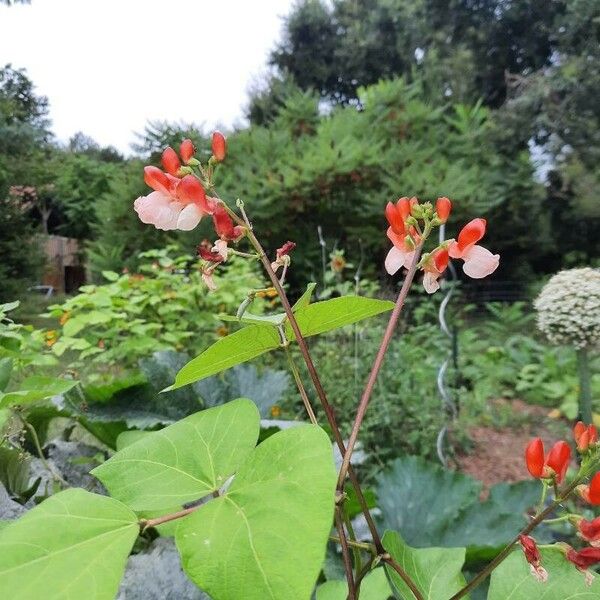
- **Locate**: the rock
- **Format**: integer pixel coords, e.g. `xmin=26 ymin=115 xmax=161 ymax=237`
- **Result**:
xmin=117 ymin=537 xmax=210 ymax=600
xmin=0 ymin=482 xmax=26 ymax=521
xmin=29 ymin=440 xmax=106 ymax=497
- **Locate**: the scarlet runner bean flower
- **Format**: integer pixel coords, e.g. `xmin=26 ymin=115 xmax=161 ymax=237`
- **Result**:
xmin=384 ymin=197 xmax=420 ymax=274
xmin=574 ymin=421 xmax=598 ymax=452
xmin=518 ymin=535 xmax=548 ymax=582
xmin=448 ymin=218 xmax=499 ymax=278
xmin=271 ymin=241 xmax=296 ymax=273
xmin=422 ymin=248 xmax=449 ymax=294
xmin=161 ymin=147 xmax=181 ymax=176
xmin=577 ymin=517 xmax=600 ymax=547
xmin=525 ymin=438 xmax=571 ymax=484
xmin=134 ymin=167 xmax=212 ymax=231
xmin=577 ymin=472 xmax=600 ymax=505
xmin=565 ymin=546 xmax=600 ymax=585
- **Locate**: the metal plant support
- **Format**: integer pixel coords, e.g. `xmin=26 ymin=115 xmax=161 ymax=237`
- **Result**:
xmin=436 ymin=223 xmax=459 ymax=467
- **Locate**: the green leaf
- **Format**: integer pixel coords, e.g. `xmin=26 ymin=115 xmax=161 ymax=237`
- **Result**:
xmin=116 ymin=429 xmax=152 ymax=450
xmin=0 ymin=301 xmax=19 ymax=314
xmin=285 ymin=296 xmax=394 ymax=339
xmin=167 ymin=325 xmax=281 ymax=390
xmin=377 ymin=456 xmax=481 ymax=547
xmin=0 ymin=376 xmax=78 ymax=409
xmin=0 ymin=489 xmax=138 ymax=600
xmin=92 ymin=398 xmax=260 ymax=511
xmin=102 ymin=270 xmax=120 ymax=281
xmin=488 ymin=547 xmax=600 ymax=599
xmin=292 ymin=282 xmax=317 ymax=312
xmin=0 ymin=357 xmax=12 ymax=391
xmin=176 ymin=424 xmax=336 ymax=600
xmin=218 ymin=312 xmax=287 ymax=326
xmin=0 ymin=447 xmax=31 ymax=500
xmin=383 ymin=530 xmax=466 ymax=600
xmin=316 ymin=568 xmax=392 ymax=599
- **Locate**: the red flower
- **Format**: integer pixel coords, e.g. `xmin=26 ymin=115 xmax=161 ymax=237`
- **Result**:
xmin=578 ymin=472 xmax=600 ymax=505
xmin=180 ymin=139 xmax=195 ymax=163
xmin=525 ymin=438 xmax=571 ymax=484
xmin=212 ymin=204 xmax=244 ymax=241
xmin=578 ymin=517 xmax=600 ymax=547
xmin=518 ymin=535 xmax=547 ymax=582
xmin=384 ymin=198 xmax=420 ymax=275
xmin=161 ymin=147 xmax=181 ymax=176
xmin=448 ymin=218 xmax=499 ymax=279
xmin=435 ymin=197 xmax=452 ymax=223
xmin=574 ymin=421 xmax=598 ymax=452
xmin=212 ymin=131 xmax=227 ymax=162
xmin=197 ymin=241 xmax=224 ymax=264
xmin=177 ymin=175 xmax=212 ymax=214
xmin=276 ymin=241 xmax=296 ymax=258
xmin=422 ymin=248 xmax=449 ymax=294
xmin=567 ymin=546 xmax=600 ymax=570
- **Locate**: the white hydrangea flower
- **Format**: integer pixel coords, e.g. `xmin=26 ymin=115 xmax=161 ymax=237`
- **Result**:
xmin=534 ymin=268 xmax=600 ymax=350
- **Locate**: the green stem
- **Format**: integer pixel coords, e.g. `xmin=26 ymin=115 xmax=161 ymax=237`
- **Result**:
xmin=343 ymin=506 xmax=363 ymax=576
xmin=577 ymin=347 xmax=593 ymax=424
xmin=284 ymin=345 xmax=318 ymax=425
xmin=535 ymin=482 xmax=548 ymax=515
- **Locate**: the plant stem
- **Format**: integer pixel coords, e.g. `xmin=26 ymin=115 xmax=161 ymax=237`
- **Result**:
xmin=449 ymin=476 xmax=584 ymax=599
xmin=140 ymin=505 xmax=201 ymax=530
xmin=335 ymin=506 xmax=357 ymax=600
xmin=220 ymin=197 xmax=422 ymax=599
xmin=19 ymin=415 xmax=67 ymax=487
xmin=337 ymin=245 xmax=423 ymax=490
xmin=343 ymin=505 xmax=364 ymax=574
xmin=329 ymin=536 xmax=376 ymax=554
xmin=577 ymin=347 xmax=592 ymax=425
xmin=284 ymin=345 xmax=318 ymax=425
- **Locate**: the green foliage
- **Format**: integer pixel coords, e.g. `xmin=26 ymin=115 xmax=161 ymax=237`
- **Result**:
xmin=383 ymin=530 xmax=467 ymax=600
xmin=176 ymin=424 xmax=336 ymax=600
xmin=45 ymin=246 xmax=267 ymax=377
xmin=488 ymin=547 xmax=600 ymax=599
xmin=316 ymin=568 xmax=392 ymax=599
xmin=0 ymin=376 xmax=77 ymax=409
xmin=223 ymin=76 xmax=542 ymax=287
xmin=376 ymin=456 xmax=541 ymax=561
xmin=93 ymin=398 xmax=260 ymax=511
xmin=171 ymin=294 xmax=393 ymax=390
xmin=0 ymin=489 xmax=139 ymax=600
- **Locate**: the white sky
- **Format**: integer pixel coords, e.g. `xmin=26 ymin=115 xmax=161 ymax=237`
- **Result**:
xmin=0 ymin=0 xmax=295 ymax=153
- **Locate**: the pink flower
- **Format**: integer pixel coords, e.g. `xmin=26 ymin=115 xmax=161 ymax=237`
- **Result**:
xmin=422 ymin=248 xmax=449 ymax=294
xmin=448 ymin=218 xmax=499 ymax=279
xmin=134 ymin=168 xmax=211 ymax=231
xmin=384 ymin=199 xmax=420 ymax=275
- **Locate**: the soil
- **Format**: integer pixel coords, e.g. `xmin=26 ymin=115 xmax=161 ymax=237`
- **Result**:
xmin=456 ymin=399 xmax=570 ymax=488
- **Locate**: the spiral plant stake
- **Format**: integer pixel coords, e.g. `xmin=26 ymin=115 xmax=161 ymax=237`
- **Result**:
xmin=13 ymin=133 xmax=600 ymax=600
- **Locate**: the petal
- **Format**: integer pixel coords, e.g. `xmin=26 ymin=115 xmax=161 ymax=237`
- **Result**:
xmin=457 ymin=218 xmax=486 ymax=252
xmin=385 ymin=246 xmax=407 ymax=275
xmin=423 ymin=272 xmax=440 ymax=294
xmin=177 ymin=175 xmax=210 ymax=213
xmin=143 ymin=166 xmax=171 ymax=195
xmin=176 ymin=203 xmax=203 ymax=231
xmin=462 ymin=245 xmax=500 ymax=279
xmin=448 ymin=240 xmax=462 ymax=259
xmin=385 ymin=201 xmax=405 ymax=236
xmin=211 ymin=131 xmax=227 ymax=161
xmin=134 ymin=192 xmax=170 ymax=225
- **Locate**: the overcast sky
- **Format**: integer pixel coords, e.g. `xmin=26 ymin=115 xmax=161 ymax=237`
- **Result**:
xmin=0 ymin=0 xmax=295 ymax=153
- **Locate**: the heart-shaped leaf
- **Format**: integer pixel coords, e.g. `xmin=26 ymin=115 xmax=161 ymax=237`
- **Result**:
xmin=92 ymin=398 xmax=260 ymax=510
xmin=0 ymin=488 xmax=138 ymax=600
xmin=176 ymin=424 xmax=336 ymax=600
xmin=383 ymin=530 xmax=466 ymax=599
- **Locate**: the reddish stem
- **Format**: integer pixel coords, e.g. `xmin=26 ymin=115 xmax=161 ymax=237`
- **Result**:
xmin=337 ymin=245 xmax=423 ymax=490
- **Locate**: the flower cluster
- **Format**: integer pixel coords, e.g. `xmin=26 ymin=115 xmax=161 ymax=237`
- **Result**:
xmin=534 ymin=268 xmax=600 ymax=350
xmin=522 ymin=422 xmax=600 ymax=585
xmin=133 ymin=133 xmax=248 ymax=290
xmin=384 ymin=196 xmax=499 ymax=292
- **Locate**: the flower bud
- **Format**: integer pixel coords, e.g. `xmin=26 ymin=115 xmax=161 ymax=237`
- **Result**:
xmin=212 ymin=131 xmax=227 ymax=162
xmin=436 ymin=197 xmax=452 ymax=223
xmin=161 ymin=146 xmax=181 ymax=176
xmin=180 ymin=139 xmax=196 ymax=163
